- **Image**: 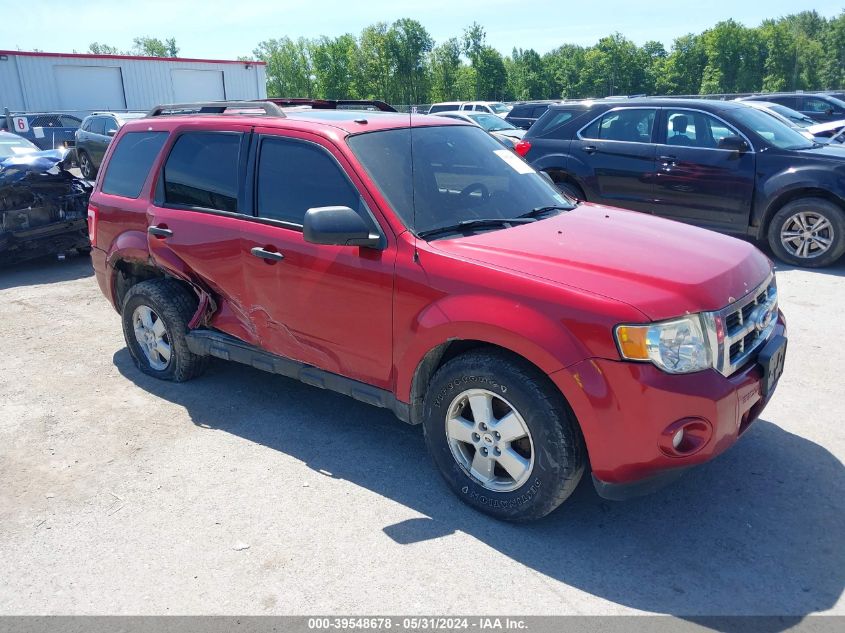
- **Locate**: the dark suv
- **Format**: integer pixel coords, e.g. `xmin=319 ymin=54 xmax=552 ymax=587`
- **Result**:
xmin=75 ymin=112 xmax=146 ymax=179
xmin=505 ymin=101 xmax=557 ymax=130
xmin=741 ymin=93 xmax=845 ymax=123
xmin=88 ymin=100 xmax=786 ymax=521
xmin=517 ymin=98 xmax=845 ymax=267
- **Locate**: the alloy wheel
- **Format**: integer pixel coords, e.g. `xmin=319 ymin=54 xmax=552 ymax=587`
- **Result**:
xmin=444 ymin=388 xmax=534 ymax=492
xmin=780 ymin=211 xmax=834 ymax=259
xmin=132 ymin=305 xmax=172 ymax=371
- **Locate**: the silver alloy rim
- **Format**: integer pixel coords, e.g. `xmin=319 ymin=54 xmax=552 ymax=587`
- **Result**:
xmin=132 ymin=305 xmax=172 ymax=371
xmin=780 ymin=211 xmax=834 ymax=259
xmin=80 ymin=154 xmax=91 ymax=177
xmin=444 ymin=388 xmax=534 ymax=493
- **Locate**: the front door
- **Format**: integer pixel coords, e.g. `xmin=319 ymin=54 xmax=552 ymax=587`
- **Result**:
xmin=570 ymin=107 xmax=658 ymax=213
xmin=239 ymin=130 xmax=396 ymax=389
xmin=652 ymin=108 xmax=755 ymax=231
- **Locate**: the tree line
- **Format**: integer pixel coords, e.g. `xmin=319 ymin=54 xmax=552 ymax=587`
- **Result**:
xmin=250 ymin=10 xmax=843 ymax=104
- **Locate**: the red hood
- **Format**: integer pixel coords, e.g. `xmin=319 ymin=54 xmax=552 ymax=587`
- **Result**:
xmin=431 ymin=203 xmax=772 ymax=321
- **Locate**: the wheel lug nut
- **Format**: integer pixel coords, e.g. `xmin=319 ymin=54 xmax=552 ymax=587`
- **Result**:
xmin=479 ymin=423 xmax=487 ymax=431
xmin=494 ymin=432 xmax=500 ymax=439
xmin=494 ymin=447 xmax=501 ymax=456
xmin=472 ymin=433 xmax=480 ymax=442
xmin=481 ymin=447 xmax=488 ymax=456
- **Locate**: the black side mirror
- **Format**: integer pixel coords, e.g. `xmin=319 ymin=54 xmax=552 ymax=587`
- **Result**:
xmin=303 ymin=206 xmax=381 ymax=248
xmin=107 ymin=129 xmax=117 ymax=137
xmin=718 ymin=135 xmax=750 ymax=153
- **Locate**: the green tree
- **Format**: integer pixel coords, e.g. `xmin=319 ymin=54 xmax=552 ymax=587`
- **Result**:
xmin=506 ymin=48 xmax=545 ymax=100
xmin=88 ymin=43 xmax=122 ymax=55
xmin=429 ymin=38 xmax=462 ymax=102
xmin=542 ymin=45 xmax=586 ymax=98
xmin=311 ymin=34 xmax=359 ymax=99
xmin=132 ymin=36 xmax=178 ymax=58
xmin=359 ymin=23 xmax=394 ymax=101
xmin=253 ymin=37 xmax=313 ymax=97
xmin=388 ymin=19 xmax=434 ymax=104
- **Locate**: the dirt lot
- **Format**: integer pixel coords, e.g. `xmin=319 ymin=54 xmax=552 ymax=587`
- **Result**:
xmin=0 ymin=252 xmax=843 ymax=617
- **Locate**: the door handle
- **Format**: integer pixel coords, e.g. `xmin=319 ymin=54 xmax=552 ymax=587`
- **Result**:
xmin=148 ymin=225 xmax=173 ymax=238
xmin=250 ymin=246 xmax=284 ymax=262
xmin=582 ymin=145 xmax=598 ymax=154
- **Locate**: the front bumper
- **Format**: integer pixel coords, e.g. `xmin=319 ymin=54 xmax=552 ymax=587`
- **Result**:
xmin=550 ymin=317 xmax=786 ymax=498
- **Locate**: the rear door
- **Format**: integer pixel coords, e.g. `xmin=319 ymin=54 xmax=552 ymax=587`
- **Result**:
xmin=146 ymin=125 xmax=259 ymax=345
xmin=238 ymin=128 xmax=396 ymax=389
xmin=652 ymin=108 xmax=755 ymax=230
xmin=800 ymin=95 xmax=845 ymax=122
xmin=570 ymin=107 xmax=658 ymax=212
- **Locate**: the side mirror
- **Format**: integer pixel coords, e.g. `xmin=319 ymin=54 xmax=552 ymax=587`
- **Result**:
xmin=303 ymin=206 xmax=381 ymax=248
xmin=107 ymin=129 xmax=117 ymax=137
xmin=718 ymin=135 xmax=749 ymax=153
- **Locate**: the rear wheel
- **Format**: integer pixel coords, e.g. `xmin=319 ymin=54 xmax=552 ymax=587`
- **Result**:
xmin=422 ymin=350 xmax=586 ymax=522
xmin=121 ymin=279 xmax=208 ymax=382
xmin=551 ymin=177 xmax=585 ymax=202
xmin=767 ymin=198 xmax=845 ymax=268
xmin=78 ymin=150 xmax=97 ymax=180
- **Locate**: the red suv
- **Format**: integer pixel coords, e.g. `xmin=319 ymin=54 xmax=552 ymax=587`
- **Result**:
xmin=89 ymin=101 xmax=787 ymax=521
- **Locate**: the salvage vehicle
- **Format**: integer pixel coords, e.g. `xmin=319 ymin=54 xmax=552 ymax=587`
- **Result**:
xmin=75 ymin=111 xmax=146 ymax=179
xmin=517 ymin=98 xmax=845 ymax=267
xmin=89 ymin=101 xmax=787 ymax=521
xmin=0 ymin=132 xmax=91 ymax=265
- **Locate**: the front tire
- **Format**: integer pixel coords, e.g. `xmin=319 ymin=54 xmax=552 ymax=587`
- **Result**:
xmin=422 ymin=350 xmax=586 ymax=522
xmin=767 ymin=198 xmax=845 ymax=268
xmin=78 ymin=150 xmax=97 ymax=180
xmin=121 ymin=279 xmax=208 ymax=382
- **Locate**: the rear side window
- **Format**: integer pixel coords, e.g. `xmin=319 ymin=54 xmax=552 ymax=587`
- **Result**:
xmin=581 ymin=108 xmax=656 ymax=143
xmin=101 ymin=131 xmax=168 ymax=199
xmin=163 ymin=132 xmax=241 ymax=212
xmin=509 ymin=106 xmax=531 ymax=117
xmin=428 ymin=105 xmax=453 ymax=114
xmin=256 ymin=137 xmax=361 ymax=226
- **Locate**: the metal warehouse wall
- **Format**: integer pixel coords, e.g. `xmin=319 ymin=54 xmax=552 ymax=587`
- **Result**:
xmin=0 ymin=52 xmax=267 ymax=116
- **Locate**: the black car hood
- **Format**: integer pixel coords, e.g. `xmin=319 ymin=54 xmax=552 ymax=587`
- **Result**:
xmin=790 ymin=144 xmax=845 ymax=161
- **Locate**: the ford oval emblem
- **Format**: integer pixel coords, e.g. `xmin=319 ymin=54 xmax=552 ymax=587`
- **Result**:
xmin=753 ymin=306 xmax=773 ymax=333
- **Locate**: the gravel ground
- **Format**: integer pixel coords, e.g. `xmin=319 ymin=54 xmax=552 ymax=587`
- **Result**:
xmin=0 ymin=251 xmax=842 ymax=618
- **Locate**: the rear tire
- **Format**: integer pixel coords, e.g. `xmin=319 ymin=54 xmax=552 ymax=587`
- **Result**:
xmin=422 ymin=349 xmax=586 ymax=522
xmin=767 ymin=197 xmax=845 ymax=268
xmin=552 ymin=177 xmax=585 ymax=202
xmin=121 ymin=279 xmax=208 ymax=382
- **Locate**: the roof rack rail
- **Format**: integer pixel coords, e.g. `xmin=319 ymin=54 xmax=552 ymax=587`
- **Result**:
xmin=259 ymin=98 xmax=397 ymax=112
xmin=146 ymin=101 xmax=286 ymax=118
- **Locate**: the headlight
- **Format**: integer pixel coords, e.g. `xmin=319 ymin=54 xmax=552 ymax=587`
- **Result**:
xmin=615 ymin=314 xmax=714 ymax=374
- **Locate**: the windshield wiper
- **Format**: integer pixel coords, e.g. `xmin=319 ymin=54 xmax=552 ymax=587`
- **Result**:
xmin=518 ymin=204 xmax=576 ymax=219
xmin=417 ymin=217 xmax=535 ymax=239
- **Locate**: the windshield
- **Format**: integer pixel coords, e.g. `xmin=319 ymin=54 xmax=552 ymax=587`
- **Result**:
xmin=769 ymin=104 xmax=814 ymax=127
xmin=348 ymin=124 xmax=572 ymax=237
xmin=0 ymin=134 xmax=39 ymax=158
xmin=732 ymin=106 xmax=815 ymax=150
xmin=489 ymin=103 xmax=511 ymax=114
xmin=467 ymin=113 xmax=517 ymax=131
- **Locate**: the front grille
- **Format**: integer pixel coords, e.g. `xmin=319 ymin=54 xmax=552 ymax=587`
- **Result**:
xmin=715 ymin=275 xmax=777 ymax=377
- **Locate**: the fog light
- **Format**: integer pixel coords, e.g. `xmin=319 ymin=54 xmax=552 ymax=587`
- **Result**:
xmin=659 ymin=417 xmax=712 ymax=457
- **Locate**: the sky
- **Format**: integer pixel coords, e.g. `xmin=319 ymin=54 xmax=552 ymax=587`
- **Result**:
xmin=1 ymin=0 xmax=840 ymax=60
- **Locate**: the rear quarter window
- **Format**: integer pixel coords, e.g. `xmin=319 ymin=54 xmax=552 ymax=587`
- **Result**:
xmin=533 ymin=109 xmax=579 ymax=138
xmin=101 ymin=131 xmax=168 ymax=198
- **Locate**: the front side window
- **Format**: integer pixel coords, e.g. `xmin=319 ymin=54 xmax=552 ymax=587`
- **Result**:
xmin=102 ymin=132 xmax=168 ymax=198
xmin=581 ymin=108 xmax=656 ymax=143
xmin=348 ymin=125 xmax=573 ymax=237
xmin=88 ymin=117 xmax=106 ymax=135
xmin=730 ymin=106 xmax=813 ymax=150
xmin=103 ymin=118 xmax=119 ymax=136
xmin=489 ymin=103 xmax=511 ymax=114
xmin=665 ymin=110 xmax=740 ymax=149
xmin=163 ymin=132 xmax=241 ymax=212
xmin=256 ymin=137 xmax=361 ymax=226
xmin=467 ymin=113 xmax=516 ymax=131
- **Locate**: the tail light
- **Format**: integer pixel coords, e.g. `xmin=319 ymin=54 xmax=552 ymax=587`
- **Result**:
xmin=87 ymin=203 xmax=99 ymax=248
xmin=514 ymin=140 xmax=531 ymax=157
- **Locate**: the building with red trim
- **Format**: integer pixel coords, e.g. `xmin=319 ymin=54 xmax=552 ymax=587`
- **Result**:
xmin=0 ymin=50 xmax=267 ymax=115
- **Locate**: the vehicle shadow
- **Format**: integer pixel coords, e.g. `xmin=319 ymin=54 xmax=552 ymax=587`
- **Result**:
xmin=114 ymin=350 xmax=843 ymax=623
xmin=0 ymin=252 xmax=93 ymax=290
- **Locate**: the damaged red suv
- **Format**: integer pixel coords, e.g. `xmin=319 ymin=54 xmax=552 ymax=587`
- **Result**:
xmin=89 ymin=101 xmax=787 ymax=521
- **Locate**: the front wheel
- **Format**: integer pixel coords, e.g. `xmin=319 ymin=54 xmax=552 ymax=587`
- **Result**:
xmin=78 ymin=150 xmax=97 ymax=180
xmin=767 ymin=198 xmax=845 ymax=268
xmin=422 ymin=350 xmax=586 ymax=522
